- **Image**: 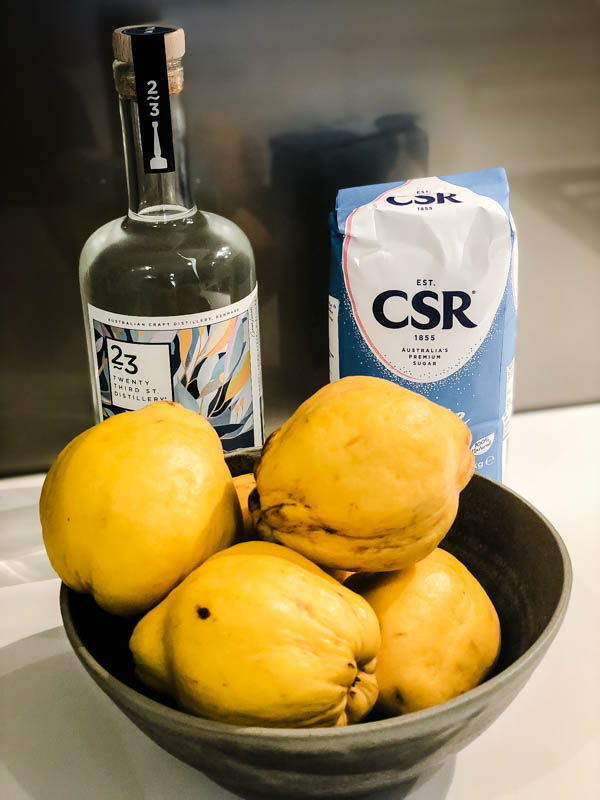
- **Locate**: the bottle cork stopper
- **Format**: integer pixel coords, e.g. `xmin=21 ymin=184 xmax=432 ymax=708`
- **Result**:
xmin=112 ymin=25 xmax=185 ymax=63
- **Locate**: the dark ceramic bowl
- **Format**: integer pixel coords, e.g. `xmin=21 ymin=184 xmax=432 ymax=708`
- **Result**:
xmin=60 ymin=450 xmax=571 ymax=799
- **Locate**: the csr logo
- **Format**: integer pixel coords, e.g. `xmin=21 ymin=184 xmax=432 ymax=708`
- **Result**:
xmin=386 ymin=193 xmax=461 ymax=206
xmin=372 ymin=290 xmax=477 ymax=330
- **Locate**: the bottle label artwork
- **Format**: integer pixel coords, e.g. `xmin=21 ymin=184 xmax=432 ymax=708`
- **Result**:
xmin=88 ymin=287 xmax=263 ymax=450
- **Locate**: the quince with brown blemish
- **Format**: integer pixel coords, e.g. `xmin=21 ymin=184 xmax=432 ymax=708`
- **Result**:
xmin=129 ymin=541 xmax=380 ymax=727
xmin=251 ymin=376 xmax=474 ymax=572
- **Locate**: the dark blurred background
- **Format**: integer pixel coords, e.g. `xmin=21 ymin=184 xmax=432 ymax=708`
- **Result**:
xmin=2 ymin=0 xmax=599 ymax=475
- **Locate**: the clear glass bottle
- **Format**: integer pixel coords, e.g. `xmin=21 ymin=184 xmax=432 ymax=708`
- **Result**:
xmin=79 ymin=25 xmax=263 ymax=451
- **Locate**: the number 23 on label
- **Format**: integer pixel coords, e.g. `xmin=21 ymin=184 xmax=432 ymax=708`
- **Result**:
xmin=109 ymin=343 xmax=138 ymax=375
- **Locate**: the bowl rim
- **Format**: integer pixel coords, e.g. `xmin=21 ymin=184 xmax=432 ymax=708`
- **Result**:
xmin=60 ymin=473 xmax=572 ymax=741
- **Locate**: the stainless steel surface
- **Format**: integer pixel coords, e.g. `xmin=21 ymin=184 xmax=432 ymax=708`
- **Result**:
xmin=2 ymin=0 xmax=599 ymax=474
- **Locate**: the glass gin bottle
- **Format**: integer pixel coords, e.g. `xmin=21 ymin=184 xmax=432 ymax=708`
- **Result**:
xmin=79 ymin=25 xmax=263 ymax=451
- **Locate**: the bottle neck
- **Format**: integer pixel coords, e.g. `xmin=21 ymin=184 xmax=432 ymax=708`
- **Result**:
xmin=115 ymin=60 xmax=195 ymax=221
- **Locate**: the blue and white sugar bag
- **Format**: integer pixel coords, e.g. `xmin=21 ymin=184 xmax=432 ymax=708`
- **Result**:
xmin=329 ymin=168 xmax=518 ymax=482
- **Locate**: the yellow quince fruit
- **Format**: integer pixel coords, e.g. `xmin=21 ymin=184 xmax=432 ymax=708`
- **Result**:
xmin=232 ymin=472 xmax=256 ymax=540
xmin=348 ymin=548 xmax=501 ymax=715
xmin=129 ymin=541 xmax=381 ymax=727
xmin=252 ymin=376 xmax=474 ymax=572
xmin=40 ymin=401 xmax=240 ymax=616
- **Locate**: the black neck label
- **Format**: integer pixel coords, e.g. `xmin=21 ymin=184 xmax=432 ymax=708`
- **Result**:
xmin=126 ymin=26 xmax=176 ymax=174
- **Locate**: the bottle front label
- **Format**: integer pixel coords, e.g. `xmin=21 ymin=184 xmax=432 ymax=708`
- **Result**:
xmin=88 ymin=288 xmax=263 ymax=451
